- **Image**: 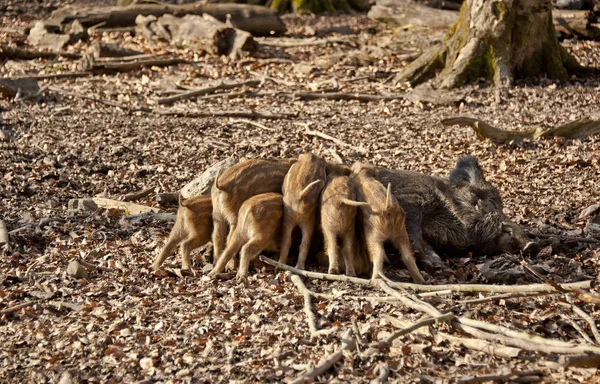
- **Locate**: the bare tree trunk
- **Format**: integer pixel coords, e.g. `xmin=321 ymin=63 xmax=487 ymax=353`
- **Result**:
xmin=396 ymin=0 xmax=580 ymax=88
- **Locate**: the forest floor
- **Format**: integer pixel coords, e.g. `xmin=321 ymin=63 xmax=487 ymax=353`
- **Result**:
xmin=1 ymin=0 xmax=600 ymax=382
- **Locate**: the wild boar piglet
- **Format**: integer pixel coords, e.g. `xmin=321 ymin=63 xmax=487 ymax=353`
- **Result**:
xmin=209 ymin=193 xmax=283 ymax=280
xmin=320 ymin=174 xmax=368 ymax=276
xmin=211 ymin=158 xmax=293 ymax=268
xmin=351 ymin=162 xmax=425 ymax=283
xmin=278 ymin=153 xmax=326 ymax=270
xmin=152 ymin=195 xmax=213 ymax=272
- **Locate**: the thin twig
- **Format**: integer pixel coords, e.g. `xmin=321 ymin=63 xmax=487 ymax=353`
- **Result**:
xmin=561 ymin=314 xmax=595 ymax=345
xmin=291 ymin=329 xmax=355 ymax=384
xmin=298 ymin=122 xmax=367 ymax=154
xmin=78 ymin=259 xmax=110 ymax=272
xmin=571 ymin=304 xmax=600 ymax=345
xmin=458 ymin=291 xmax=553 ymax=304
xmin=256 ymin=37 xmax=352 ymax=48
xmin=0 ymin=301 xmax=35 ymax=316
xmin=364 ymin=313 xmax=454 ymax=355
xmin=247 ymin=69 xmax=298 ymax=87
xmin=455 ymin=368 xmax=545 ymax=384
xmin=286 ymin=272 xmax=336 ymax=339
xmin=229 ymin=118 xmax=279 ymax=132
xmin=157 ymin=80 xmax=261 ymax=105
xmin=122 ymin=185 xmax=156 ymax=202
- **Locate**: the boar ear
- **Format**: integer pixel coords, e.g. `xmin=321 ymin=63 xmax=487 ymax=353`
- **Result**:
xmin=340 ymin=198 xmax=369 ymax=207
xmin=449 ymin=156 xmax=485 ymax=185
xmin=385 ymin=183 xmax=392 ymax=210
xmin=299 ymin=179 xmax=323 ymax=199
xmin=213 ymin=168 xmax=225 ymax=191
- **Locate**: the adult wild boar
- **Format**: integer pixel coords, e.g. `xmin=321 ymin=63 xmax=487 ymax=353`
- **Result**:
xmin=376 ymin=156 xmax=539 ymax=270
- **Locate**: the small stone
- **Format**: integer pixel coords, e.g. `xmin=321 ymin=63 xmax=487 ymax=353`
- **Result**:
xmin=180 ymin=157 xmax=237 ymax=199
xmin=67 ymin=260 xmax=88 ymax=279
xmin=176 ymin=369 xmax=191 ymax=377
xmin=140 ymin=357 xmax=154 ymax=370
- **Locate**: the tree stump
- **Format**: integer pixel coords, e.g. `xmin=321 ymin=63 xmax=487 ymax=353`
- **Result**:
xmin=396 ymin=0 xmax=581 ymax=88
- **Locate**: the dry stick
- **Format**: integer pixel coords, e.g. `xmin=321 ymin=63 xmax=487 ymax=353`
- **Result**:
xmin=298 ymin=123 xmax=367 ymax=154
xmin=434 ymin=332 xmax=522 ymax=358
xmin=561 ymin=314 xmax=595 ymax=345
xmin=418 ymin=289 xmax=453 ymax=298
xmin=122 ymin=185 xmax=155 ymax=202
xmin=247 ymin=69 xmax=298 ymax=87
xmin=364 ymin=313 xmax=454 ymax=356
xmin=455 ymin=369 xmax=545 ymax=384
xmin=458 ymin=291 xmax=553 ymax=305
xmin=258 ymin=256 xmax=592 ymax=293
xmin=93 ymin=57 xmax=188 ymax=71
xmin=78 ymin=259 xmax=110 ymax=272
xmin=371 ymin=362 xmax=390 ymax=384
xmin=12 ymin=72 xmax=91 ymax=81
xmin=0 ymin=301 xmax=35 ymax=316
xmin=285 ymin=272 xmax=336 ymax=339
xmin=157 ymin=79 xmax=261 ymax=105
xmin=291 ymin=329 xmax=355 ymax=384
xmin=558 ymin=353 xmax=600 ymax=368
xmin=0 ymin=43 xmax=82 ymax=60
xmin=571 ymin=304 xmax=600 ymax=345
xmin=153 ymin=109 xmax=296 ymax=120
xmin=229 ymin=118 xmax=279 ymax=132
xmin=256 ymin=37 xmax=352 ymax=48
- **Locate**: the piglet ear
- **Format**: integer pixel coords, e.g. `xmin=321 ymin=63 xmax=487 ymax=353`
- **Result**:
xmin=449 ymin=156 xmax=485 ymax=185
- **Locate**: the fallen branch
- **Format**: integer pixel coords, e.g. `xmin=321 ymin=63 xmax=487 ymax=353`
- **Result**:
xmin=558 ymin=353 xmax=600 ymax=368
xmin=454 ymin=321 xmax=600 ymax=355
xmin=434 ymin=332 xmax=522 ymax=358
xmin=291 ymin=329 xmax=355 ymax=384
xmin=247 ymin=70 xmax=298 ymax=87
xmin=157 ymin=80 xmax=261 ymax=105
xmin=455 ymin=368 xmax=545 ymax=384
xmin=258 ymin=256 xmax=592 ymax=293
xmin=12 ymin=72 xmax=91 ymax=81
xmin=286 ymin=272 xmax=336 ymax=339
xmin=442 ymin=115 xmax=600 ymax=144
xmin=122 ymin=186 xmax=155 ymax=202
xmin=0 ymin=301 xmax=35 ymax=316
xmin=364 ymin=313 xmax=454 ymax=355
xmin=571 ymin=304 xmax=600 ymax=345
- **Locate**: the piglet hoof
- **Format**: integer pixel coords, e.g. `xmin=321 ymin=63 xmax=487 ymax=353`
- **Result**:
xmin=235 ymin=273 xmax=249 ymax=285
xmin=225 ymin=259 xmax=237 ymax=272
xmin=328 ymin=267 xmax=340 ymax=275
xmin=294 ymin=262 xmax=306 ymax=270
xmin=182 ymin=268 xmax=197 ymax=277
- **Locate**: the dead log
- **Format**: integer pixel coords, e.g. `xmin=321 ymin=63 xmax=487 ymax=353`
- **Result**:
xmin=90 ymin=41 xmax=143 ymax=58
xmin=0 ymin=43 xmax=82 ymax=60
xmin=553 ymin=9 xmax=600 ymax=40
xmin=442 ymin=116 xmax=600 ymax=143
xmin=137 ymin=14 xmax=257 ymax=58
xmin=49 ymin=3 xmax=286 ymax=36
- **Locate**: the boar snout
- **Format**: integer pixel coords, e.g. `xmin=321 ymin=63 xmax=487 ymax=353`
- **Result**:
xmin=496 ymin=221 xmax=540 ymax=256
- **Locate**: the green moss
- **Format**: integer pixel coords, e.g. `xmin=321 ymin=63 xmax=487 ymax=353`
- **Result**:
xmin=492 ymin=0 xmax=508 ymax=18
xmin=269 ymin=0 xmax=290 ymax=12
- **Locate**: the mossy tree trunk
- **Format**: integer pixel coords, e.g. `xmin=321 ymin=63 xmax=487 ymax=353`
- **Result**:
xmin=396 ymin=0 xmax=580 ymax=88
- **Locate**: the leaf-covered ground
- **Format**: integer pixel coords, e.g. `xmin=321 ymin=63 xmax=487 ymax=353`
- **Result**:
xmin=1 ymin=1 xmax=600 ymax=382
